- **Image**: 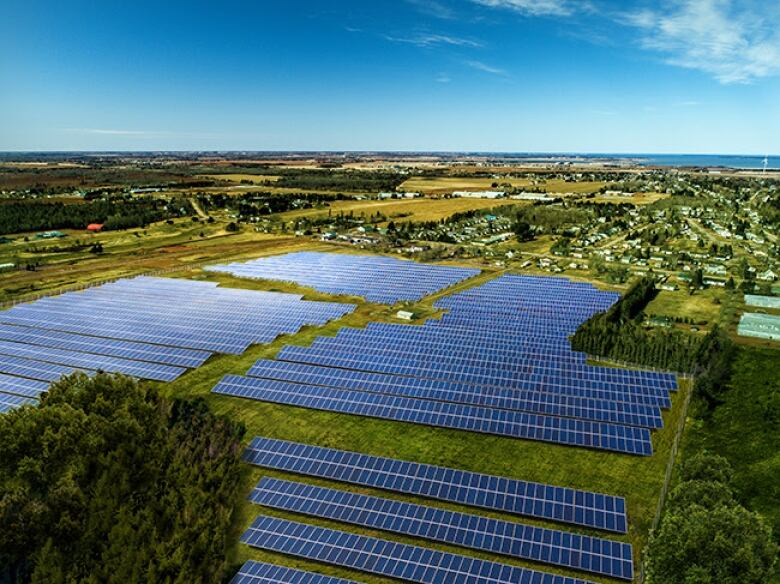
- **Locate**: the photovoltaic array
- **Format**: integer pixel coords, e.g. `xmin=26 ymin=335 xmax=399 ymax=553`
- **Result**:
xmin=0 ymin=276 xmax=354 ymax=413
xmin=205 ymin=251 xmax=481 ymax=303
xmin=230 ymin=560 xmax=360 ymax=584
xmin=239 ymin=436 xmax=634 ymax=581
xmin=241 ymin=515 xmax=596 ymax=584
xmin=242 ymin=437 xmax=629 ymax=534
xmin=250 ymin=477 xmax=634 ymax=580
xmin=214 ymin=274 xmax=677 ymax=455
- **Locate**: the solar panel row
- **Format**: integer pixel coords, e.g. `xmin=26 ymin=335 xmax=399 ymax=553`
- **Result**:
xmin=251 ymin=477 xmax=634 ymax=580
xmin=218 ymin=271 xmax=676 ymax=453
xmin=206 ymin=251 xmax=481 ymax=304
xmin=0 ymin=276 xmax=356 ymax=413
xmin=230 ymin=560 xmax=360 ymax=584
xmin=241 ymin=514 xmax=595 ymax=584
xmin=243 ymin=437 xmax=628 ymax=533
xmin=245 ymin=359 xmax=664 ymax=428
xmin=214 ymin=376 xmax=652 ymax=455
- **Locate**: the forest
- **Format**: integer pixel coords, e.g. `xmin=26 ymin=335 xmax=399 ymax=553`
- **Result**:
xmin=0 ymin=197 xmax=193 ymax=235
xmin=0 ymin=374 xmax=245 ymax=584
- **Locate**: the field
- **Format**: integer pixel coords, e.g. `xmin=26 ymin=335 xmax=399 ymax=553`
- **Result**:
xmin=277 ymin=197 xmax=526 ymax=224
xmin=645 ymin=288 xmax=726 ymax=327
xmin=400 ymin=176 xmax=607 ymax=195
xmin=202 ymin=173 xmax=281 ymax=184
xmin=0 ymin=218 xmax=332 ymax=303
xmin=159 ymin=268 xmax=690 ymax=584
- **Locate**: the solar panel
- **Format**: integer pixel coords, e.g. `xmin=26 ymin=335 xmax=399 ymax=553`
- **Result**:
xmin=215 ymin=375 xmax=653 ymax=455
xmin=241 ymin=514 xmax=596 ymax=584
xmin=206 ymin=251 xmax=481 ymax=304
xmin=243 ymin=437 xmax=628 ymax=533
xmin=251 ymin=477 xmax=634 ymax=580
xmin=246 ymin=359 xmax=664 ymax=428
xmin=0 ymin=276 xmax=355 ymax=388
xmin=230 ymin=560 xmax=359 ymax=584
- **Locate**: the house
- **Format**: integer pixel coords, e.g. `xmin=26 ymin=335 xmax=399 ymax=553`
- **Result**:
xmin=758 ymin=269 xmax=778 ymax=282
xmin=87 ymin=223 xmax=104 ymax=232
xmin=396 ymin=310 xmax=414 ymax=321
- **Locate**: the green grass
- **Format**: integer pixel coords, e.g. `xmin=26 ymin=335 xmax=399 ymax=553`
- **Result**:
xmin=681 ymin=345 xmax=780 ymax=551
xmin=156 ymin=271 xmax=691 ymax=584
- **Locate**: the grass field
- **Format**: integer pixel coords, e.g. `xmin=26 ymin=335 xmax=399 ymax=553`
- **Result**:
xmin=645 ymin=288 xmax=726 ymax=327
xmin=400 ymin=176 xmax=606 ymax=195
xmin=202 ymin=173 xmax=281 ymax=184
xmin=158 ymin=269 xmax=689 ymax=584
xmin=0 ymin=218 xmax=332 ymax=303
xmin=277 ymin=197 xmax=526 ymax=225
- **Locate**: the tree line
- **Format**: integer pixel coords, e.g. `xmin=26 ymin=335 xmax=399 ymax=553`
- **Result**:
xmin=645 ymin=452 xmax=776 ymax=583
xmin=0 ymin=373 xmax=245 ymax=583
xmin=0 ymin=197 xmax=193 ymax=235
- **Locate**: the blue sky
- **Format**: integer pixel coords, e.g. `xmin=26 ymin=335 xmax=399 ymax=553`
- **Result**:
xmin=1 ymin=0 xmax=778 ymax=153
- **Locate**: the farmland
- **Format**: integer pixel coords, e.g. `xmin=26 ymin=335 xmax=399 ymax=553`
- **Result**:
xmin=0 ymin=154 xmax=777 ymax=584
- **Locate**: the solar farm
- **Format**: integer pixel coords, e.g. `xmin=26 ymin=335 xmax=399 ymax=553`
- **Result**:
xmin=213 ymin=274 xmax=676 ymax=456
xmin=0 ymin=276 xmax=354 ymax=413
xmin=1 ymin=251 xmax=688 ymax=582
xmin=206 ymin=251 xmax=481 ymax=303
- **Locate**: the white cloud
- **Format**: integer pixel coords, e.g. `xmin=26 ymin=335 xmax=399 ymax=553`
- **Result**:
xmin=465 ymin=59 xmax=507 ymax=75
xmin=435 ymin=73 xmax=452 ymax=83
xmin=623 ymin=0 xmax=780 ymax=83
xmin=405 ymin=0 xmax=455 ymax=20
xmin=384 ymin=33 xmax=482 ymax=48
xmin=471 ymin=0 xmax=590 ymax=17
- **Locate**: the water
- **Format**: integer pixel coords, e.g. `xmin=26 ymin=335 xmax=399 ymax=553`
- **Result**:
xmin=487 ymin=153 xmax=778 ymax=169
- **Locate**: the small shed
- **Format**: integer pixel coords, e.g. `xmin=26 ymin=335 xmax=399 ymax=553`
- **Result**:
xmin=396 ymin=310 xmax=414 ymax=321
xmin=87 ymin=223 xmax=104 ymax=232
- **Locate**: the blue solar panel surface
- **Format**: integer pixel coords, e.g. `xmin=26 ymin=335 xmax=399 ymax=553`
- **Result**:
xmin=206 ymin=251 xmax=481 ymax=303
xmin=243 ymin=437 xmax=628 ymax=533
xmin=216 ymin=272 xmax=678 ymax=454
xmin=251 ymin=477 xmax=634 ymax=580
xmin=241 ymin=514 xmax=596 ymax=584
xmin=216 ymin=376 xmax=652 ymax=455
xmin=0 ymin=276 xmax=355 ymax=412
xmin=230 ymin=560 xmax=360 ymax=584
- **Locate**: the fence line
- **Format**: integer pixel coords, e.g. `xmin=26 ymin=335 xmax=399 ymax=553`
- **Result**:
xmin=637 ymin=374 xmax=695 ymax=584
xmin=0 ymin=260 xmax=211 ymax=309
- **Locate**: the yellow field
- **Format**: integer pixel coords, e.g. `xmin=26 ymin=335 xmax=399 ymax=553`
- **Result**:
xmin=591 ymin=192 xmax=670 ymax=205
xmin=201 ymin=174 xmax=280 ymax=184
xmin=277 ymin=197 xmax=526 ymax=224
xmin=400 ymin=176 xmax=605 ymax=195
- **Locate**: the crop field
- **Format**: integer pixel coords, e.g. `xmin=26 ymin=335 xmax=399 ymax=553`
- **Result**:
xmin=400 ymin=176 xmax=607 ymax=195
xmin=202 ymin=173 xmax=281 ymax=184
xmin=277 ymin=197 xmax=526 ymax=224
xmin=158 ymin=268 xmax=689 ymax=584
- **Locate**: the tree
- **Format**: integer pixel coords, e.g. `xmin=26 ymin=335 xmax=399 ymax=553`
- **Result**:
xmin=225 ymin=221 xmax=239 ymax=232
xmin=646 ymin=452 xmax=777 ymax=584
xmin=513 ymin=221 xmax=534 ymax=242
xmin=647 ymin=505 xmax=776 ymax=584
xmin=0 ymin=373 xmax=245 ymax=583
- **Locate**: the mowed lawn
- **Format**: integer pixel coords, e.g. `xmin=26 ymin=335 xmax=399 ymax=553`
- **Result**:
xmin=160 ymin=271 xmax=689 ymax=584
xmin=277 ymin=197 xmax=526 ymax=225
